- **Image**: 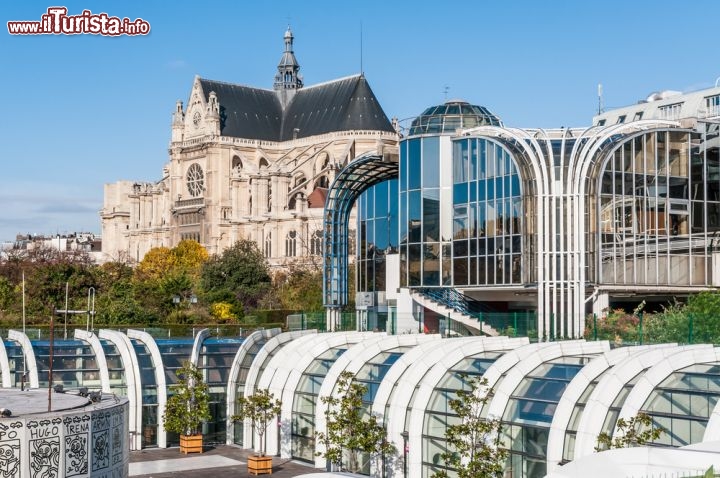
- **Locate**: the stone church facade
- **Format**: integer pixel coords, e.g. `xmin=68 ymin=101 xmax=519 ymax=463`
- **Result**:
xmin=101 ymin=28 xmax=398 ymax=266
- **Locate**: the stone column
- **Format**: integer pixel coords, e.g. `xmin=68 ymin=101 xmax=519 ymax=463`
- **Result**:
xmin=250 ymin=176 xmax=260 ymax=217
xmin=256 ymin=176 xmax=269 ymax=215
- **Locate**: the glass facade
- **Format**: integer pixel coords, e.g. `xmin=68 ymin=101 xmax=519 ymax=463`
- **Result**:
xmin=453 ymin=138 xmax=523 ymax=286
xmin=398 ymin=100 xmax=503 ymax=289
xmin=502 ymin=356 xmax=594 ymax=478
xmin=4 ymin=340 xmax=25 ymax=387
xmin=233 ymin=338 xmax=272 ymax=446
xmin=357 ymin=179 xmax=399 ymax=292
xmin=562 ymin=376 xmax=604 ymax=463
xmin=400 ymin=136 xmax=451 ymax=287
xmin=32 ymin=339 xmax=100 ymax=389
xmin=156 ymin=338 xmax=194 ymax=446
xmin=598 ymin=127 xmax=720 ymax=285
xmin=132 ymin=339 xmax=160 ymax=447
xmin=354 ymin=349 xmax=407 ymax=474
xmin=291 ymin=347 xmax=347 ymax=462
xmin=641 ymin=363 xmax=720 ymax=447
xmin=198 ymin=337 xmax=244 ymax=444
xmin=422 ymin=352 xmax=503 ymax=478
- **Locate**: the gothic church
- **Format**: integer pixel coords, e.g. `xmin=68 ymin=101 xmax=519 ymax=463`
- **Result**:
xmin=101 ymin=28 xmax=398 ymax=265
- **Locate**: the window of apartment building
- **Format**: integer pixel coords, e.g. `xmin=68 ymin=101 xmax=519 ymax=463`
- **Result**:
xmin=658 ymin=102 xmax=683 ymax=120
xmin=706 ymin=94 xmax=720 ymax=117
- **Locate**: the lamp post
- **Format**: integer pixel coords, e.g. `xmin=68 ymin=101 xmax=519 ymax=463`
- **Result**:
xmin=401 ymin=430 xmax=409 ymax=478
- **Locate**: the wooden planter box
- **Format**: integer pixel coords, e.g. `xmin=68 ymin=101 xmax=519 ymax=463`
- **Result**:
xmin=180 ymin=434 xmax=203 ymax=454
xmin=248 ymin=454 xmax=273 ymax=475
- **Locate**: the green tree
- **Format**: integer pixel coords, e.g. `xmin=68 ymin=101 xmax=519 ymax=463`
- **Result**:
xmin=133 ymin=241 xmax=208 ymax=322
xmin=432 ymin=375 xmax=506 ymax=478
xmin=0 ymin=276 xmax=17 ymax=319
xmin=162 ymin=361 xmax=211 ymax=436
xmin=232 ymin=389 xmax=282 ymax=456
xmin=595 ymin=412 xmax=664 ymax=451
xmin=275 ymin=266 xmax=324 ymax=312
xmin=200 ymin=239 xmax=271 ymax=311
xmin=684 ymin=291 xmax=720 ymax=343
xmin=316 ymin=371 xmax=395 ymax=473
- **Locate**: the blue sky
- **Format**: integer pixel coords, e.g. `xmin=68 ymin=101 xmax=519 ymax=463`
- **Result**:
xmin=1 ymin=0 xmax=719 ymax=243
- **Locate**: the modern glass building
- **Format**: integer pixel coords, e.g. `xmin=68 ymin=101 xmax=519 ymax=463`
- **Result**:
xmin=326 ymin=85 xmax=720 ymax=341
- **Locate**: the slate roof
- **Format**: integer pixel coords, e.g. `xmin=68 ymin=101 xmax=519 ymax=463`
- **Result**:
xmin=198 ymin=75 xmax=394 ymax=142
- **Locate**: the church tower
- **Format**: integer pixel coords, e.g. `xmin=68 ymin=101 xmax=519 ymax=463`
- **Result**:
xmin=274 ymin=27 xmax=303 ymax=107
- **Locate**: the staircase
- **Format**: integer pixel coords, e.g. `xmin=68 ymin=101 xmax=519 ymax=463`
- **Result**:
xmin=412 ymin=288 xmax=500 ymax=336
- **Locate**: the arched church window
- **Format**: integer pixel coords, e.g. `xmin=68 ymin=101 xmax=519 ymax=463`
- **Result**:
xmin=264 ymin=232 xmax=272 ymax=258
xmin=232 ymin=155 xmax=243 ymax=172
xmin=310 ymin=230 xmax=323 ymax=256
xmin=288 ymin=193 xmax=298 ymax=211
xmin=286 ymin=230 xmax=297 ymax=257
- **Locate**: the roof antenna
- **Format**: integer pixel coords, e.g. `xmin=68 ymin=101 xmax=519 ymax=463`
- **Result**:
xmin=597 ymin=83 xmax=604 ymax=115
xmin=444 ymin=85 xmax=450 ymax=101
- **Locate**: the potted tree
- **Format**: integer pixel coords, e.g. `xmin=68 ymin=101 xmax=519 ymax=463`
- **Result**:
xmin=233 ymin=388 xmax=282 ymax=475
xmin=162 ymin=361 xmax=211 ymax=454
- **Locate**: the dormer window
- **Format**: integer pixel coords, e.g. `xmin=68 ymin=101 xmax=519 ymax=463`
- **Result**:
xmin=617 ymin=115 xmax=626 ymax=124
xmin=658 ymin=102 xmax=683 ymax=120
xmin=706 ymin=94 xmax=720 ymax=117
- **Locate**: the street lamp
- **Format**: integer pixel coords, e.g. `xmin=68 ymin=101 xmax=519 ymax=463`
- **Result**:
xmin=401 ymin=430 xmax=409 ymax=478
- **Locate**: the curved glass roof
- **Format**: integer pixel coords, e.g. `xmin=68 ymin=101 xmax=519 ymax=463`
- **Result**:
xmin=408 ymin=100 xmax=502 ymax=136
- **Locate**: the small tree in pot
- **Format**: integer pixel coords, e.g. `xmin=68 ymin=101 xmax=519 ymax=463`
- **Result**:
xmin=233 ymin=388 xmax=282 ymax=474
xmin=162 ymin=361 xmax=211 ymax=454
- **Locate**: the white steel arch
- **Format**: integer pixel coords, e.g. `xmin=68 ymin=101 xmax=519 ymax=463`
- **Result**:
xmin=225 ymin=328 xmax=281 ymax=445
xmin=189 ymin=328 xmax=211 ymax=366
xmin=0 ymin=336 xmax=11 ymax=388
xmin=8 ymin=330 xmax=38 ymax=388
xmin=405 ymin=339 xmax=545 ymax=477
xmin=244 ymin=330 xmax=316 ymax=398
xmin=377 ymin=336 xmax=527 ymax=478
xmin=258 ymin=331 xmax=372 ymax=457
xmin=128 ymin=329 xmax=168 ymax=448
xmin=242 ymin=329 xmax=316 ymax=447
xmin=573 ymin=344 xmax=711 ymax=459
xmin=545 ymin=344 xmax=672 ymax=472
xmin=313 ymin=333 xmax=436 ymax=469
xmin=569 ymin=120 xmax=682 ymax=322
xmin=100 ymin=329 xmax=144 ymax=451
xmin=705 ymin=388 xmax=720 ymax=442
xmin=464 ymin=126 xmax=551 ymax=339
xmin=616 ymin=346 xmax=720 ymax=441
xmin=486 ymin=341 xmax=610 ymax=422
xmin=74 ymin=329 xmax=111 ymax=393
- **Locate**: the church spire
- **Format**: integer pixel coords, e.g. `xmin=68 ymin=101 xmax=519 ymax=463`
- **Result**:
xmin=274 ymin=27 xmax=303 ymax=106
